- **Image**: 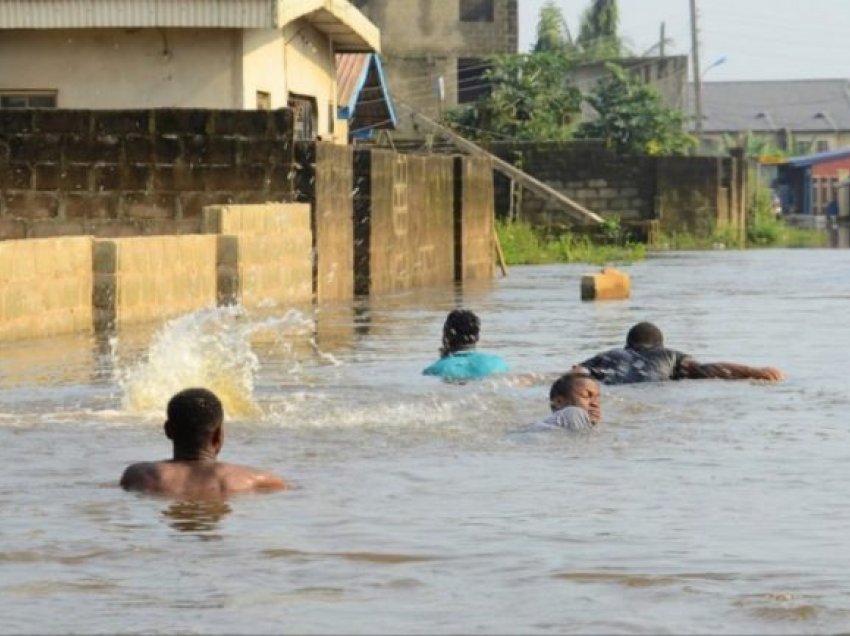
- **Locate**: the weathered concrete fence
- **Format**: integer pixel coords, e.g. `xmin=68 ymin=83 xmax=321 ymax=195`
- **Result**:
xmin=0 ymin=236 xmax=93 ymax=341
xmin=489 ymin=141 xmax=746 ymax=242
xmin=0 ymin=109 xmax=497 ymax=342
xmin=0 ymin=108 xmax=294 ymax=240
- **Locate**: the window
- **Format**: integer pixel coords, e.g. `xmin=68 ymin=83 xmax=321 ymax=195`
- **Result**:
xmin=457 ymin=58 xmax=491 ymax=104
xmin=288 ymin=94 xmax=317 ymax=141
xmin=0 ymin=91 xmax=57 ymax=108
xmin=816 ymin=140 xmax=829 ymax=153
xmin=256 ymin=91 xmax=271 ymax=111
xmin=460 ymin=0 xmax=494 ymax=22
xmin=795 ymin=140 xmax=812 ymax=155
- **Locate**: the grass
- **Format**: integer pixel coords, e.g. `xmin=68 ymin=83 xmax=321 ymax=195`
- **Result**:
xmin=496 ymin=220 xmax=647 ymax=265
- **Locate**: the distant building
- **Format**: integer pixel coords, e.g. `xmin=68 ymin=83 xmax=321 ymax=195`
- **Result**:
xmin=689 ymin=79 xmax=850 ymax=155
xmin=570 ymin=55 xmax=688 ymax=111
xmin=572 ymin=55 xmax=688 ymax=123
xmin=351 ymin=0 xmax=518 ymax=133
xmin=774 ymin=148 xmax=850 ymax=217
xmin=0 ymin=0 xmax=380 ymax=143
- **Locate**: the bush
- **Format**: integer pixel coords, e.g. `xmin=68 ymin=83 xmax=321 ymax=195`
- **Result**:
xmin=496 ymin=220 xmax=646 ymax=265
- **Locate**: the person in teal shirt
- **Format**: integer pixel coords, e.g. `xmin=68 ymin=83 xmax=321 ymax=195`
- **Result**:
xmin=422 ymin=309 xmax=509 ymax=380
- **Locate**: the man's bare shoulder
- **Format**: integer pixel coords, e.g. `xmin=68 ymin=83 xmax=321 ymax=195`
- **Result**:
xmin=121 ymin=460 xmax=288 ymax=498
xmin=215 ymin=462 xmax=290 ymax=493
xmin=120 ymin=461 xmax=165 ymax=493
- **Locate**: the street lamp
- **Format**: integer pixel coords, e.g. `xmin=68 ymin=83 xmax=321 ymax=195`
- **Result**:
xmin=702 ymin=56 xmax=727 ymax=78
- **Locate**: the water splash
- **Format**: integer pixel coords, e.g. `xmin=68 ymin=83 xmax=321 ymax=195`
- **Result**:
xmin=117 ymin=306 xmax=312 ymax=419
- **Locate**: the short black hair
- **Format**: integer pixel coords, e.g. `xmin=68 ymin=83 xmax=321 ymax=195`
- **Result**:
xmin=166 ymin=388 xmax=223 ymax=447
xmin=626 ymin=322 xmax=664 ymax=350
xmin=549 ymin=370 xmax=593 ymax=402
xmin=441 ymin=309 xmax=480 ymax=356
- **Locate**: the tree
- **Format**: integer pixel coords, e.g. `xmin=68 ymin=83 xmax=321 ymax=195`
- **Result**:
xmin=576 ymin=0 xmax=621 ymax=59
xmin=442 ymin=52 xmax=582 ymax=142
xmin=575 ymin=64 xmax=695 ymax=155
xmin=534 ymin=1 xmax=573 ymax=54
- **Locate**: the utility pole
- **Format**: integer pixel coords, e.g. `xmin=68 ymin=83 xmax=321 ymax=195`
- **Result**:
xmin=689 ymin=0 xmax=703 ymax=146
xmin=660 ymin=21 xmax=666 ymax=58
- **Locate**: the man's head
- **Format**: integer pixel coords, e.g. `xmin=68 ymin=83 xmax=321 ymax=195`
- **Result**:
xmin=164 ymin=388 xmax=224 ymax=455
xmin=441 ymin=309 xmax=480 ymax=355
xmin=549 ymin=371 xmax=601 ymax=424
xmin=626 ymin=321 xmax=664 ymax=351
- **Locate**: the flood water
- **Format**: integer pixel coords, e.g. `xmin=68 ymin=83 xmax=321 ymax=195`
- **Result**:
xmin=2 ymin=249 xmax=849 ymax=634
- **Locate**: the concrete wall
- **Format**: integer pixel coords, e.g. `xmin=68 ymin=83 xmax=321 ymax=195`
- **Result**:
xmin=295 ymin=141 xmax=356 ymax=302
xmin=93 ymin=234 xmax=217 ymax=330
xmin=202 ymin=203 xmax=313 ymax=308
xmin=354 ymin=149 xmax=456 ymax=295
xmin=489 ymin=141 xmax=746 ymax=241
xmin=0 ymin=108 xmax=294 ymax=240
xmin=455 ymin=155 xmax=494 ymax=280
xmin=0 ymin=236 xmax=93 ymax=341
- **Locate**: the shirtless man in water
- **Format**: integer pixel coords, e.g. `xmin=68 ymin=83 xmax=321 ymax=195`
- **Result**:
xmin=120 ymin=387 xmax=286 ymax=499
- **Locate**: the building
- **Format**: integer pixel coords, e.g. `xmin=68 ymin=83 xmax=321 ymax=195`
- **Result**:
xmin=336 ymin=53 xmax=397 ymax=141
xmin=774 ymin=148 xmax=850 ymax=217
xmin=689 ymin=79 xmax=850 ymax=156
xmin=0 ymin=0 xmax=380 ymax=142
xmin=350 ymin=0 xmax=517 ymax=133
xmin=571 ymin=55 xmax=688 ymax=123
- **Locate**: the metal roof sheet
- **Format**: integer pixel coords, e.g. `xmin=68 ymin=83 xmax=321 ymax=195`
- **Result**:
xmin=0 ymin=0 xmax=274 ymax=28
xmin=689 ymin=79 xmax=850 ymax=133
xmin=0 ymin=0 xmax=379 ymax=51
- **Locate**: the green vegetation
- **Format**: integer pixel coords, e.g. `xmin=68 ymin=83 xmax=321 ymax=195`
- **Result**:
xmin=496 ymin=220 xmax=646 ymax=265
xmin=442 ymin=52 xmax=582 ymax=143
xmin=444 ymin=0 xmax=690 ymax=155
xmin=746 ymin=185 xmax=827 ymax=248
xmin=575 ymin=64 xmax=695 ymax=156
xmin=576 ymin=0 xmax=622 ymax=60
xmin=533 ymin=1 xmax=573 ymax=54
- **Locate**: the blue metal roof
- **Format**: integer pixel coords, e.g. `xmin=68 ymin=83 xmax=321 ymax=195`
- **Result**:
xmin=785 ymin=146 xmax=850 ymax=167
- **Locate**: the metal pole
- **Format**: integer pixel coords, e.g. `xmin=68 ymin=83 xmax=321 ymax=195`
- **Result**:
xmin=690 ymin=0 xmax=703 ymax=148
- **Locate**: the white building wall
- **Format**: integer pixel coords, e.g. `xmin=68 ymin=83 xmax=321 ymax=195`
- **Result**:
xmin=241 ymin=28 xmax=287 ymax=110
xmin=283 ymin=20 xmax=337 ymax=140
xmin=0 ymin=28 xmax=242 ymax=108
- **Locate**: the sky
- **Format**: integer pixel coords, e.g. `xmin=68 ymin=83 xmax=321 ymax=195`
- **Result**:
xmin=518 ymin=0 xmax=850 ymax=82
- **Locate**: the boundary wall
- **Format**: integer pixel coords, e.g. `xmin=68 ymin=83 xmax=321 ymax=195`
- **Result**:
xmin=0 ymin=108 xmax=294 ymax=240
xmin=93 ymin=234 xmax=218 ymax=331
xmin=201 ymin=203 xmax=312 ymax=308
xmin=0 ymin=236 xmax=92 ymax=340
xmin=488 ymin=141 xmax=746 ymax=242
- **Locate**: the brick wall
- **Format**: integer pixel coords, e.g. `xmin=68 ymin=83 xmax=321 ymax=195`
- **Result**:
xmin=488 ymin=141 xmax=745 ymax=240
xmin=0 ymin=236 xmax=93 ymax=341
xmin=202 ymin=203 xmax=312 ymax=309
xmin=0 ymin=108 xmax=294 ymax=240
xmin=93 ymin=234 xmax=218 ymax=330
xmin=455 ymin=155 xmax=494 ymax=280
xmin=295 ymin=141 xmax=356 ymax=302
xmin=354 ymin=149 xmax=456 ymax=296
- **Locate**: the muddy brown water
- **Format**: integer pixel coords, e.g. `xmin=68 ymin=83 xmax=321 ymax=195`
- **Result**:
xmin=1 ymin=249 xmax=848 ymax=634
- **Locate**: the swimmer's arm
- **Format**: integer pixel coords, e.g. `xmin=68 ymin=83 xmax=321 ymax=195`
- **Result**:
xmin=680 ymin=358 xmax=784 ymax=382
xmin=252 ymin=471 xmax=289 ymax=492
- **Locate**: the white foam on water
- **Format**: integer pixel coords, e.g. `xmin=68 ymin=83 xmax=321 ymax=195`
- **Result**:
xmin=116 ymin=306 xmax=314 ymax=420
